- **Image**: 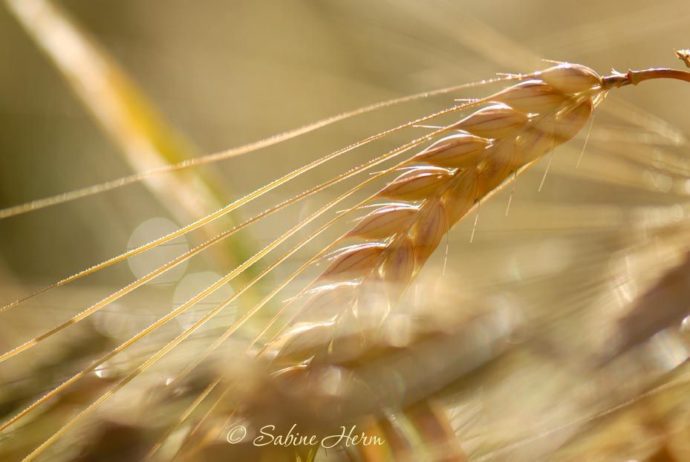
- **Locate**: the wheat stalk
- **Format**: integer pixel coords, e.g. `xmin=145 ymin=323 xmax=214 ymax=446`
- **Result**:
xmin=263 ymin=59 xmax=690 ymax=365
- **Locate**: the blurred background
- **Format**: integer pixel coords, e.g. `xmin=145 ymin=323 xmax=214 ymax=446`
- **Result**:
xmin=2 ymin=1 xmax=690 ymax=461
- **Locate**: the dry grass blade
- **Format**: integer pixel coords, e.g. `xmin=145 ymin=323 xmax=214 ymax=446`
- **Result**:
xmin=4 ymin=0 xmax=262 ymax=275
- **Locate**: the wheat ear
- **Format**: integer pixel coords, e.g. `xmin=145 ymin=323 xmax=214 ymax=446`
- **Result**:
xmin=158 ymin=68 xmax=605 ymax=455
xmin=264 ymin=64 xmax=601 ymax=363
xmin=170 ymin=61 xmax=690 ymax=455
xmin=266 ymin=61 xmax=690 ymax=364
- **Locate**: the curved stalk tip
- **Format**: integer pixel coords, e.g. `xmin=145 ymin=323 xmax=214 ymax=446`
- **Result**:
xmin=601 ymin=50 xmax=690 ymax=89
